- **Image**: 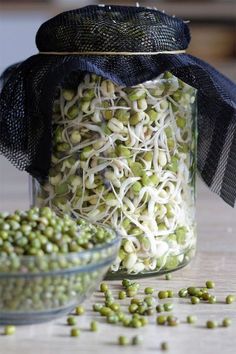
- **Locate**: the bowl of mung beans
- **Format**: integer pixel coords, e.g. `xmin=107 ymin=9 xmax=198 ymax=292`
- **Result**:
xmin=0 ymin=207 xmax=120 ymax=324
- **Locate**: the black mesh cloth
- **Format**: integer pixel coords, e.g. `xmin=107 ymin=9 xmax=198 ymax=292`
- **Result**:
xmin=0 ymin=5 xmax=236 ymax=205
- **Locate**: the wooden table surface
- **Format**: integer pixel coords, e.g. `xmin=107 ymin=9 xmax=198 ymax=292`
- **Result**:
xmin=0 ymin=157 xmax=236 ymax=354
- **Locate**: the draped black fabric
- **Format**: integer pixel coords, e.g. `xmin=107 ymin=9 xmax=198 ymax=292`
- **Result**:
xmin=0 ymin=5 xmax=236 ymax=205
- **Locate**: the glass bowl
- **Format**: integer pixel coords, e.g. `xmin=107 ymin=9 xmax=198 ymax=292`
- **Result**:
xmin=0 ymin=228 xmax=120 ymax=325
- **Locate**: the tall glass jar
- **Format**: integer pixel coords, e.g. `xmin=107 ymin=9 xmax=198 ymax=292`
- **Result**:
xmin=30 ymin=72 xmax=197 ymax=277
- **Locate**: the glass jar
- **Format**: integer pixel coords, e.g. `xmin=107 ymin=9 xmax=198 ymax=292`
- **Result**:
xmin=30 ymin=72 xmax=197 ymax=277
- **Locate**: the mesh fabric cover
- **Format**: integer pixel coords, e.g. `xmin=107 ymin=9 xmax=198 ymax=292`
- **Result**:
xmin=0 ymin=5 xmax=236 ymax=205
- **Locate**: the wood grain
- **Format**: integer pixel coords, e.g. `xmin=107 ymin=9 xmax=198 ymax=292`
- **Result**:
xmin=1 ymin=156 xmax=236 ymax=353
xmin=0 ymin=252 xmax=235 ymax=354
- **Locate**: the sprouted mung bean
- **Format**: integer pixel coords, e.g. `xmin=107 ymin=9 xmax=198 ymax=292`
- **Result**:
xmin=31 ymin=71 xmax=197 ymax=276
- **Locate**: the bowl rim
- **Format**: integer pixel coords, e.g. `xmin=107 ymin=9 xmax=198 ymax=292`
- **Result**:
xmin=0 ymin=227 xmax=121 ymax=276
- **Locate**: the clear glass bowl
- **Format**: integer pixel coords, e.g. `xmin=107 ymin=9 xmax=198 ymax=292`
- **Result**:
xmin=0 ymin=228 xmax=120 ymax=325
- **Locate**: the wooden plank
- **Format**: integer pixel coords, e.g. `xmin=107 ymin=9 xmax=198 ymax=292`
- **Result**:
xmin=1 ymin=153 xmax=236 ymax=353
xmin=0 ymin=252 xmax=235 ymax=354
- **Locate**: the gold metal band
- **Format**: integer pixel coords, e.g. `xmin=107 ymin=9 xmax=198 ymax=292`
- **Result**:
xmin=38 ymin=50 xmax=186 ymax=56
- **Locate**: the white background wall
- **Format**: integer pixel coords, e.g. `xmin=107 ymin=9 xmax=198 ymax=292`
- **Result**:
xmin=0 ymin=11 xmax=50 ymax=72
xmin=0 ymin=11 xmax=50 ymax=210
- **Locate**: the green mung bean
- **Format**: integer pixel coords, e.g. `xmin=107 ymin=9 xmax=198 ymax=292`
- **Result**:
xmin=165 ymin=274 xmax=172 ymax=280
xmin=158 ymin=291 xmax=169 ymax=299
xmin=178 ymin=288 xmax=188 ymax=298
xmin=222 ymin=318 xmax=232 ymax=327
xmin=67 ymin=316 xmax=77 ymax=326
xmin=206 ymin=320 xmax=218 ymax=329
xmin=129 ymin=304 xmax=138 ymax=314
xmin=163 ymin=302 xmax=173 ymax=312
xmin=226 ymin=295 xmax=235 ymax=304
xmin=4 ymin=325 xmax=16 ymax=335
xmin=75 ymin=305 xmax=85 ymax=315
xmin=132 ymin=335 xmax=143 ymax=345
xmin=118 ymin=291 xmax=126 ymax=300
xmin=187 ymin=315 xmax=197 ymax=324
xmin=167 ymin=290 xmax=174 ymax=298
xmin=206 ymin=281 xmax=215 ymax=289
xmin=90 ymin=320 xmax=98 ymax=331
xmin=161 ymin=342 xmax=169 ymax=351
xmin=144 ymin=287 xmax=154 ymax=295
xmin=100 ymin=283 xmax=108 ymax=293
xmin=208 ymin=295 xmax=216 ymax=304
xmin=187 ymin=287 xmax=198 ymax=296
xmin=156 ymin=315 xmax=167 ymax=325
xmin=191 ymin=296 xmax=200 ymax=305
xmin=167 ymin=316 xmax=179 ymax=326
xmin=156 ymin=304 xmax=164 ymax=313
xmin=118 ymin=335 xmax=129 ymax=345
xmin=70 ymin=328 xmax=80 ymax=337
